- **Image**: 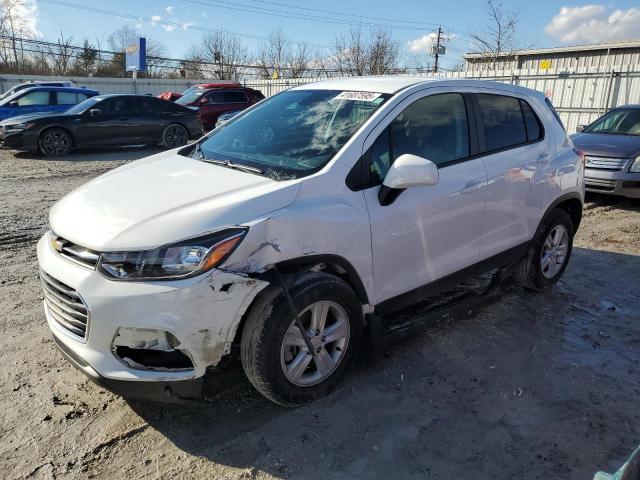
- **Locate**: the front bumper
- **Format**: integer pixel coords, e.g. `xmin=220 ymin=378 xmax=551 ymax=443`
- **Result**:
xmin=37 ymin=232 xmax=268 ymax=390
xmin=0 ymin=129 xmax=35 ymax=150
xmin=584 ymin=167 xmax=640 ymax=198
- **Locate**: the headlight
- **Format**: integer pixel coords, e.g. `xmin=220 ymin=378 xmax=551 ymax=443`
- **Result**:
xmin=97 ymin=228 xmax=247 ymax=280
xmin=630 ymin=156 xmax=640 ymax=173
xmin=5 ymin=122 xmax=34 ymax=132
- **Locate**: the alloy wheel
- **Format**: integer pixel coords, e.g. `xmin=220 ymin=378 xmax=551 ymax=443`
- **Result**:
xmin=540 ymin=224 xmax=569 ymax=278
xmin=41 ymin=131 xmax=70 ymax=156
xmin=280 ymin=301 xmax=350 ymax=386
xmin=164 ymin=125 xmax=188 ymax=148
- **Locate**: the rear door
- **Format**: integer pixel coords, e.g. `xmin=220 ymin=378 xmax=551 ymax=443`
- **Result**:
xmin=473 ymin=93 xmax=546 ymax=260
xmin=222 ymin=90 xmax=249 ymax=114
xmin=362 ymin=90 xmax=488 ymax=304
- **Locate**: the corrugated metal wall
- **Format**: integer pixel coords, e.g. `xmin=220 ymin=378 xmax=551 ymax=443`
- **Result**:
xmin=1 ymin=67 xmax=639 ymax=133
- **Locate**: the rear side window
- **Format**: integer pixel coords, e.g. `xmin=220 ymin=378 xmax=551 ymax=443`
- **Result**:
xmin=57 ymin=92 xmax=79 ymax=105
xmin=477 ymin=94 xmax=527 ymax=151
xmin=223 ymin=91 xmax=247 ymax=103
xmin=520 ymin=100 xmax=543 ymax=141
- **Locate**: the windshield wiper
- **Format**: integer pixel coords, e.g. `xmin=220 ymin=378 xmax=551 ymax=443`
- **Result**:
xmin=201 ymin=158 xmax=264 ymax=175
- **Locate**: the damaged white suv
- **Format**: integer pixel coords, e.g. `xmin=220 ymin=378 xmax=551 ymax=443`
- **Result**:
xmin=37 ymin=78 xmax=584 ymax=406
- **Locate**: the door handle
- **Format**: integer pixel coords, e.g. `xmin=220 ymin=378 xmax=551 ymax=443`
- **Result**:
xmin=461 ymin=180 xmax=484 ymax=194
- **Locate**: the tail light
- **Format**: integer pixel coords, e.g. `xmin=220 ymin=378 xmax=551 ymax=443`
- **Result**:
xmin=574 ymin=148 xmax=585 ymax=166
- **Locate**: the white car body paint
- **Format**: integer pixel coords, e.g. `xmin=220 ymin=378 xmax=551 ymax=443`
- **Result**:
xmin=37 ymin=77 xmax=584 ymax=386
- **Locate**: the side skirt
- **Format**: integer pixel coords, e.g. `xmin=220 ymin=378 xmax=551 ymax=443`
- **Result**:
xmin=373 ymin=241 xmax=529 ymax=317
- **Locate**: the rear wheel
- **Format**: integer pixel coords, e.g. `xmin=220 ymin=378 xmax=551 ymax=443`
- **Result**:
xmin=38 ymin=128 xmax=72 ymax=157
xmin=516 ymin=208 xmax=574 ymax=291
xmin=161 ymin=123 xmax=188 ymax=149
xmin=240 ymin=272 xmax=363 ymax=406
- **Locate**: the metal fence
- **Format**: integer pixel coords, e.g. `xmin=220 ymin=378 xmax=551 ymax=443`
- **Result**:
xmin=1 ymin=66 xmax=639 ymax=133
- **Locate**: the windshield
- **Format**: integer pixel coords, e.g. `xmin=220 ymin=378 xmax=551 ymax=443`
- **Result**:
xmin=194 ymin=89 xmax=390 ymax=180
xmin=63 ymin=96 xmax=101 ymax=114
xmin=585 ymin=109 xmax=640 ymax=135
xmin=175 ymin=88 xmax=207 ymax=105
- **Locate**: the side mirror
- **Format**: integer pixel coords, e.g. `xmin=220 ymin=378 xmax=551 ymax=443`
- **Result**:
xmin=379 ymin=154 xmax=438 ymax=206
xmin=89 ymin=108 xmax=102 ymax=117
xmin=576 ymin=125 xmax=586 ymax=133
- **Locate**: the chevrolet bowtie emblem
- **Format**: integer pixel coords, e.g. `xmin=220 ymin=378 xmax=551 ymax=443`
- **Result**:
xmin=51 ymin=236 xmax=64 ymax=253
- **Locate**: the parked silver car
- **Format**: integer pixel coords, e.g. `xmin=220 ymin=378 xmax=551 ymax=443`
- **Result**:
xmin=572 ymin=105 xmax=640 ymax=198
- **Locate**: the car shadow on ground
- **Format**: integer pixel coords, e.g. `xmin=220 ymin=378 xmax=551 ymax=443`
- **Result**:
xmin=126 ymin=246 xmax=640 ymax=478
xmin=586 ymin=192 xmax=640 ymax=210
xmin=11 ymin=145 xmax=165 ymax=162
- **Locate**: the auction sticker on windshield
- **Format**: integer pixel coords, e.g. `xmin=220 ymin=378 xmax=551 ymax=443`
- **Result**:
xmin=334 ymin=91 xmax=382 ymax=102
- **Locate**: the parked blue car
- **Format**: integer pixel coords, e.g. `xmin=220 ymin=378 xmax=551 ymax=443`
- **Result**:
xmin=0 ymin=86 xmax=100 ymax=121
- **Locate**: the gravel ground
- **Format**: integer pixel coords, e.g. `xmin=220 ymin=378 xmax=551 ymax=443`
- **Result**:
xmin=1 ymin=148 xmax=639 ymax=480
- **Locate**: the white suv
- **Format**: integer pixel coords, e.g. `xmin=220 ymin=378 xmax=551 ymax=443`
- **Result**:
xmin=37 ymin=78 xmax=584 ymax=406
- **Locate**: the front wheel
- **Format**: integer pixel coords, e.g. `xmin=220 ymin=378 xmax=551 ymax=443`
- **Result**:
xmin=161 ymin=123 xmax=189 ymax=149
xmin=38 ymin=128 xmax=72 ymax=157
xmin=240 ymin=272 xmax=363 ymax=406
xmin=516 ymin=208 xmax=575 ymax=291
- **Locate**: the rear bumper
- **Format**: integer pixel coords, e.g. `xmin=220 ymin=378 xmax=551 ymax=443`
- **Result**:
xmin=53 ymin=333 xmax=205 ymax=402
xmin=585 ymin=168 xmax=640 ymax=198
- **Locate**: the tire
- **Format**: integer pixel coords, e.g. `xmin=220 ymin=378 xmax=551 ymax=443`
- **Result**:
xmin=161 ymin=123 xmax=189 ymax=149
xmin=515 ymin=208 xmax=575 ymax=291
xmin=38 ymin=128 xmax=72 ymax=157
xmin=240 ymin=272 xmax=363 ymax=407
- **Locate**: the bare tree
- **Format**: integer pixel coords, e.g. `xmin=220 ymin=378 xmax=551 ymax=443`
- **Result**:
xmin=258 ymin=28 xmax=312 ymax=79
xmin=469 ymin=0 xmax=521 ymax=70
xmin=0 ymin=0 xmax=37 ymax=70
xmin=192 ymin=30 xmax=249 ymax=81
xmin=49 ymin=31 xmax=74 ymax=75
xmin=331 ymin=27 xmax=401 ymax=76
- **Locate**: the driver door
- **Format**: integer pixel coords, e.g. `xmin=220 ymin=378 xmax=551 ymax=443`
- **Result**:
xmin=361 ymin=91 xmax=487 ymax=305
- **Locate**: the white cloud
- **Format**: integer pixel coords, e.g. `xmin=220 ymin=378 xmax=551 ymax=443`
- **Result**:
xmin=2 ymin=0 xmax=41 ymax=38
xmin=163 ymin=24 xmax=176 ymax=32
xmin=150 ymin=14 xmax=162 ymax=26
xmin=134 ymin=23 xmax=143 ymax=30
xmin=181 ymin=22 xmax=194 ymax=30
xmin=545 ymin=5 xmax=640 ymax=44
xmin=165 ymin=6 xmax=174 ymax=15
xmin=202 ymin=12 xmax=208 ymax=19
xmin=407 ymin=32 xmax=455 ymax=54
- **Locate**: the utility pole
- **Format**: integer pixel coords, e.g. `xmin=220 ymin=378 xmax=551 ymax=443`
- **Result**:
xmin=434 ymin=26 xmax=442 ymax=73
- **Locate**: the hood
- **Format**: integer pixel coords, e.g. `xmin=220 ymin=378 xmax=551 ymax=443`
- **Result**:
xmin=572 ymin=132 xmax=640 ymax=158
xmin=49 ymin=150 xmax=301 ymax=250
xmin=0 ymin=111 xmax=67 ymax=125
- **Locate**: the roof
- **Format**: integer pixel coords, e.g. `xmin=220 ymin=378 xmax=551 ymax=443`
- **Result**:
xmin=291 ymin=76 xmax=543 ymax=97
xmin=19 ymin=86 xmax=99 ymax=94
xmin=464 ymin=39 xmax=640 ymax=59
xmin=293 ymin=76 xmax=441 ymax=94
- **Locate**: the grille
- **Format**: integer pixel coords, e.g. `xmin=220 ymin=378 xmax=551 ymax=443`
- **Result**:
xmin=585 ymin=177 xmax=617 ymax=191
xmin=584 ymin=156 xmax=629 ymax=171
xmin=51 ymin=235 xmax=100 ymax=269
xmin=40 ymin=270 xmax=89 ymax=340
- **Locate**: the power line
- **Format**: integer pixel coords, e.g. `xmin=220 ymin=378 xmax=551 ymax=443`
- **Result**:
xmin=37 ymin=0 xmax=332 ymax=49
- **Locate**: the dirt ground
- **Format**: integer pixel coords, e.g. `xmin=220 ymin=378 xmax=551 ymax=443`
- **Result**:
xmin=1 ymin=147 xmax=639 ymax=480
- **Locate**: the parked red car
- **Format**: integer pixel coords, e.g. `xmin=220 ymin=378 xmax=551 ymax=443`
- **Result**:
xmin=169 ymin=84 xmax=264 ymax=130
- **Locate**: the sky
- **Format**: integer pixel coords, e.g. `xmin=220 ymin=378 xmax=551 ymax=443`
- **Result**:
xmin=21 ymin=0 xmax=640 ymax=71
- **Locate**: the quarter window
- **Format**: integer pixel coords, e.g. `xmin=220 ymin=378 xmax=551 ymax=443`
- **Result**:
xmin=477 ymin=94 xmax=527 ymax=151
xmin=520 ymin=100 xmax=543 ymax=141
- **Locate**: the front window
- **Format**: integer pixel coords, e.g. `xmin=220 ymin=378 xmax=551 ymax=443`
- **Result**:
xmin=175 ymin=87 xmax=207 ymax=105
xmin=585 ymin=109 xmax=640 ymax=135
xmin=193 ymin=89 xmax=390 ymax=180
